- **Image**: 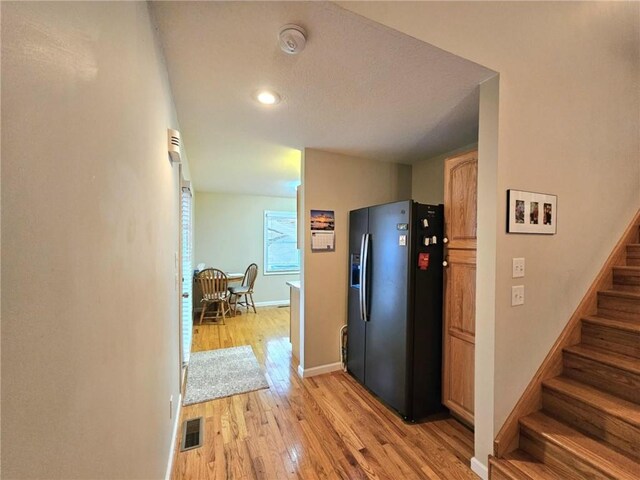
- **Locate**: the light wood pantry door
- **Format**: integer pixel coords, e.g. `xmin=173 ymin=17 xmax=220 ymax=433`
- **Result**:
xmin=442 ymin=149 xmax=478 ymax=427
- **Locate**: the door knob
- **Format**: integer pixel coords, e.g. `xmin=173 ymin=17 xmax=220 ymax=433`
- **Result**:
xmin=443 ymin=237 xmax=449 ymax=244
xmin=442 ymin=260 xmax=448 ymax=267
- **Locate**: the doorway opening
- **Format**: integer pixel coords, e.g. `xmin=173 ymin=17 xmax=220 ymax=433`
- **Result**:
xmin=154 ymin=2 xmax=499 ymax=477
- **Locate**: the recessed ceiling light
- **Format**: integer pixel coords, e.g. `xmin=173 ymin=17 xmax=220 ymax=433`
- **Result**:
xmin=255 ymin=90 xmax=281 ymax=105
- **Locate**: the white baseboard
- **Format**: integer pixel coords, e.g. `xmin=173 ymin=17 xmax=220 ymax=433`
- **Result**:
xmin=165 ymin=393 xmax=182 ymax=480
xmin=471 ymin=457 xmax=488 ymax=480
xmin=297 ymin=362 xmax=342 ymax=378
xmin=254 ymin=300 xmax=289 ymax=307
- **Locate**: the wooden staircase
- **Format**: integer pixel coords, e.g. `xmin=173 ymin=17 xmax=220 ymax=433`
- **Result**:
xmin=490 ymin=226 xmax=640 ymax=479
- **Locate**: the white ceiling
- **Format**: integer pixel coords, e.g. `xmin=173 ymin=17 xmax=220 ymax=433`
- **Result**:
xmin=152 ymin=2 xmax=495 ymax=197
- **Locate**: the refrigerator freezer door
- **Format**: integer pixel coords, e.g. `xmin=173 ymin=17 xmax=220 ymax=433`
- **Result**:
xmin=365 ymin=200 xmax=411 ymax=416
xmin=410 ymin=203 xmax=445 ymax=419
xmin=347 ymin=208 xmax=368 ymax=384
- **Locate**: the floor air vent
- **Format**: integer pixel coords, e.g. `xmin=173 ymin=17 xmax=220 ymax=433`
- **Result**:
xmin=180 ymin=417 xmax=203 ymax=451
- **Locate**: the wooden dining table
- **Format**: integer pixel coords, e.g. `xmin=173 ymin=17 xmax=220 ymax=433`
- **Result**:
xmin=226 ymin=272 xmax=244 ymax=283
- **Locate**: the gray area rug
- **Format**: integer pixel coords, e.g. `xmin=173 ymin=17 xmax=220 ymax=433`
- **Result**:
xmin=183 ymin=345 xmax=269 ymax=406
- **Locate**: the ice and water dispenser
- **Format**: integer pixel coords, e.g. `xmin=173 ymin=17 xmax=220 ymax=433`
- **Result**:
xmin=350 ymin=254 xmax=361 ymax=288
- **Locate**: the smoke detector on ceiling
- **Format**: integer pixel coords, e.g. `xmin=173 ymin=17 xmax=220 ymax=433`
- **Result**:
xmin=278 ymin=24 xmax=306 ymax=55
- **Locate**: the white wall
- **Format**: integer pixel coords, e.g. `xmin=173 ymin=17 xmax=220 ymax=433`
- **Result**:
xmin=302 ymin=148 xmax=412 ymax=371
xmin=340 ymin=1 xmax=640 ymax=470
xmin=412 ymin=143 xmax=478 ymax=205
xmin=194 ymin=191 xmax=298 ymax=304
xmin=1 ymin=3 xmax=185 ymax=478
xmin=475 ymin=75 xmax=500 ymax=472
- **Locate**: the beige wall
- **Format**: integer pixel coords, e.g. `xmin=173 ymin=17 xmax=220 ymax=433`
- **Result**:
xmin=1 ymin=3 xmax=185 ymax=478
xmin=194 ymin=192 xmax=299 ymax=303
xmin=302 ymin=148 xmax=412 ymax=370
xmin=411 ymin=143 xmax=478 ymax=205
xmin=340 ymin=1 xmax=640 ymax=470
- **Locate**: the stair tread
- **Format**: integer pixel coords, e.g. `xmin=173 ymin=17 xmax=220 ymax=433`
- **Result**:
xmin=582 ymin=314 xmax=640 ymax=333
xmin=520 ymin=412 xmax=640 ymax=478
xmin=543 ymin=376 xmax=640 ymax=427
xmin=600 ymin=289 xmax=640 ymax=299
xmin=564 ymin=343 xmax=640 ymax=375
xmin=497 ymin=450 xmax=564 ymax=479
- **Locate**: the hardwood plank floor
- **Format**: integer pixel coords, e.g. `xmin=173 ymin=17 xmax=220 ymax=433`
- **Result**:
xmin=172 ymin=307 xmax=478 ymax=479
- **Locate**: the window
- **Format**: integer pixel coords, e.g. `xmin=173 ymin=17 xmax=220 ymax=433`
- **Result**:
xmin=264 ymin=210 xmax=299 ymax=275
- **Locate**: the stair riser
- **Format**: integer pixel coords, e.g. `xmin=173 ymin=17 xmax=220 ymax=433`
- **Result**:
xmin=520 ymin=428 xmax=618 ymax=480
xmin=613 ymin=269 xmax=640 ymax=292
xmin=582 ymin=323 xmax=640 ymax=359
xmin=598 ymin=293 xmax=640 ymax=320
xmin=612 ymin=284 xmax=640 ymax=292
xmin=563 ymin=352 xmax=640 ymax=403
xmin=542 ymin=388 xmax=640 ymax=459
xmin=627 ymin=245 xmax=640 ymax=266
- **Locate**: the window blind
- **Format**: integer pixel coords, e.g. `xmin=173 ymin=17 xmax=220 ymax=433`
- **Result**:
xmin=264 ymin=210 xmax=299 ymax=275
xmin=181 ymin=186 xmax=193 ymax=365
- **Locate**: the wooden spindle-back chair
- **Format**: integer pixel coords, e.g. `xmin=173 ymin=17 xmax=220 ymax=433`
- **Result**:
xmin=196 ymin=268 xmax=230 ymax=324
xmin=228 ymin=263 xmax=258 ymax=315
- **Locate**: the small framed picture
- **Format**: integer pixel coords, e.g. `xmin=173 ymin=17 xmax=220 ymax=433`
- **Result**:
xmin=507 ymin=190 xmax=557 ymax=234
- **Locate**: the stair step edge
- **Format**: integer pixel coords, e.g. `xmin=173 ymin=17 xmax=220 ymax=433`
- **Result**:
xmin=520 ymin=412 xmax=640 ymax=478
xmin=615 ymin=265 xmax=640 ymax=272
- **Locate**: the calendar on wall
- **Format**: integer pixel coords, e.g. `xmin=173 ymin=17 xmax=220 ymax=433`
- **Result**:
xmin=310 ymin=209 xmax=335 ymax=252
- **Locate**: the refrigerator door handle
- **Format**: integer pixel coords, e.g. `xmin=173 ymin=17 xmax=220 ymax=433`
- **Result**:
xmin=362 ymin=233 xmax=370 ymax=321
xmin=359 ymin=234 xmax=366 ymax=321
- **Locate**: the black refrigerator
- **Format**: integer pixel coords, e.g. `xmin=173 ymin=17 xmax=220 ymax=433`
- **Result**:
xmin=347 ymin=200 xmax=444 ymax=421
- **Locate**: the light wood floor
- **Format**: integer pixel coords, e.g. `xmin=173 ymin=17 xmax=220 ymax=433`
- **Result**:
xmin=172 ymin=307 xmax=478 ymax=480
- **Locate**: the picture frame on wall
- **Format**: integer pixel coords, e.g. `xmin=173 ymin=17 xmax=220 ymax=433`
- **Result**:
xmin=507 ymin=189 xmax=557 ymax=234
xmin=310 ymin=209 xmax=335 ymax=251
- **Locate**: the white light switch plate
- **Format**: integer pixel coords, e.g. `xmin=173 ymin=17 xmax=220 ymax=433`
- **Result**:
xmin=512 ymin=257 xmax=525 ymax=278
xmin=512 ymin=285 xmax=525 ymax=306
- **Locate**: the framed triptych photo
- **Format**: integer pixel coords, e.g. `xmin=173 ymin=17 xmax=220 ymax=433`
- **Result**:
xmin=507 ymin=189 xmax=557 ymax=234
